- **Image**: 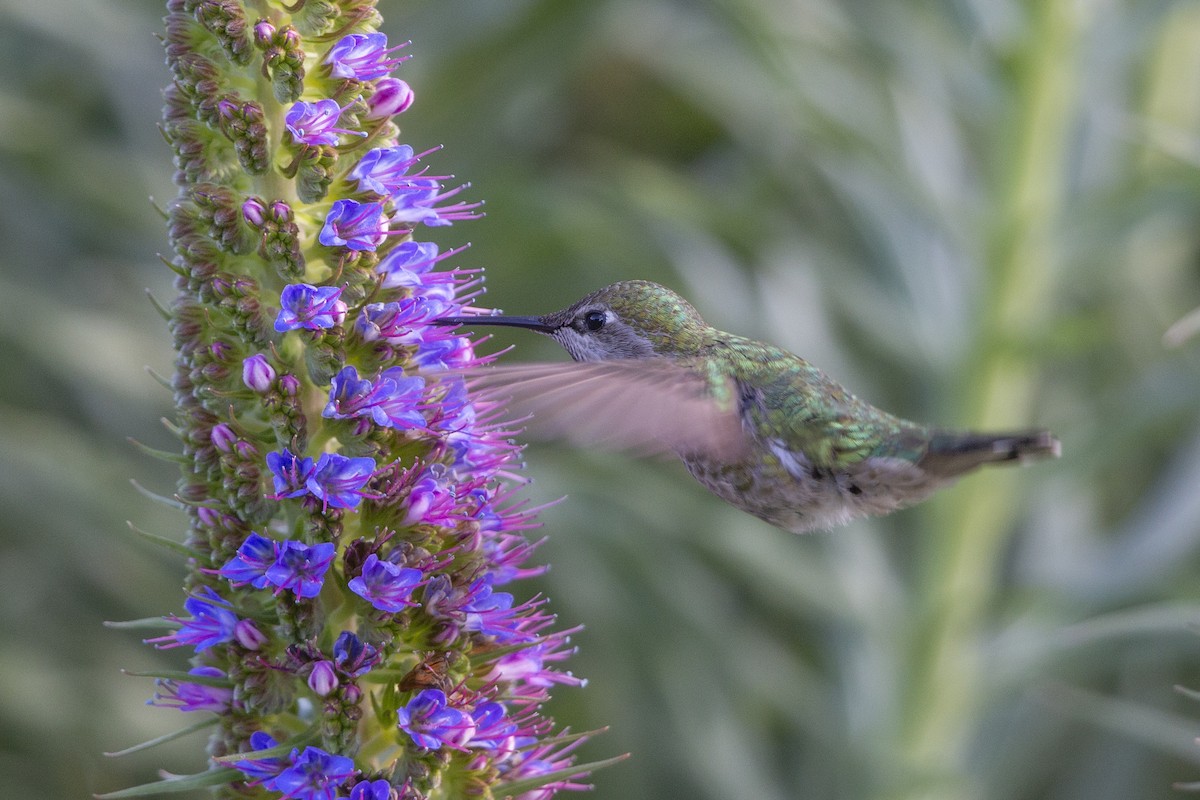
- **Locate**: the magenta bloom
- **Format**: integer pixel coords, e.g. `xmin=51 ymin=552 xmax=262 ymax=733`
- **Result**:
xmin=325 ymin=32 xmax=410 ymax=82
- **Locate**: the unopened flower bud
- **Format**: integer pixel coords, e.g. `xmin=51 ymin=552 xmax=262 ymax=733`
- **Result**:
xmin=308 ymin=660 xmax=338 ymax=696
xmin=211 ymin=423 xmax=237 ymax=453
xmin=242 ymin=197 xmax=266 ymax=227
xmin=242 ymin=353 xmax=276 ymax=393
xmin=253 ymin=19 xmax=275 ymax=47
xmin=366 ymin=78 xmax=415 ymax=119
xmin=234 ymin=619 xmax=267 ymax=650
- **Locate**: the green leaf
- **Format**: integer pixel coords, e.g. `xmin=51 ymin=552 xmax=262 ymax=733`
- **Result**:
xmin=127 ymin=437 xmax=189 ymax=465
xmin=104 ymin=617 xmax=177 ymax=631
xmin=121 ymin=669 xmax=233 ymax=688
xmin=104 ymin=717 xmax=218 ymax=757
xmin=94 ymin=767 xmax=241 ymax=798
xmin=144 ymin=286 xmax=173 ymax=319
xmin=121 ymin=521 xmax=199 ymax=558
xmin=130 ymin=480 xmax=186 ymax=511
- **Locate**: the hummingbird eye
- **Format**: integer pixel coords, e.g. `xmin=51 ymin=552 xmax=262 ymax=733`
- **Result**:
xmin=582 ymin=310 xmax=607 ymax=332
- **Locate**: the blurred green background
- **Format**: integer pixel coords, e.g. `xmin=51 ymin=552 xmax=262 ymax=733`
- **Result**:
xmin=4 ymin=0 xmax=1200 ymax=798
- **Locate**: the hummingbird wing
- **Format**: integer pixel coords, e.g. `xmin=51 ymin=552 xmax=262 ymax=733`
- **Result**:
xmin=438 ymin=360 xmax=749 ymax=460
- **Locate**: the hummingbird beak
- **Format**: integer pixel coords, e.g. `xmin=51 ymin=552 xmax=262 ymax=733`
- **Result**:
xmin=433 ymin=314 xmax=558 ymax=334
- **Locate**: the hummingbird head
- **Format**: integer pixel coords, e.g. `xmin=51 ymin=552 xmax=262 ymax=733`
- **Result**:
xmin=436 ymin=281 xmax=715 ymax=362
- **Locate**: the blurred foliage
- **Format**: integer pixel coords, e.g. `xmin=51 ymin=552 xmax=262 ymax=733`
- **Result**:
xmin=3 ymin=0 xmax=1200 ymax=798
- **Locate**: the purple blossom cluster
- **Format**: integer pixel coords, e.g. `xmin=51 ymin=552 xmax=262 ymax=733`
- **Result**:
xmin=132 ymin=8 xmax=608 ymax=800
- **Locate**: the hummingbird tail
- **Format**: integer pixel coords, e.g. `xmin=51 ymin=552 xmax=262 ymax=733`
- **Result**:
xmin=919 ymin=429 xmax=1061 ymax=477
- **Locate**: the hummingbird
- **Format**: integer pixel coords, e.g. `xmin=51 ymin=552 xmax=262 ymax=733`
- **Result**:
xmin=434 ymin=280 xmax=1060 ymax=533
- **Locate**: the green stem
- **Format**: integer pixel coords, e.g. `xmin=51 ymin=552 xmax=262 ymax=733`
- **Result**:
xmin=895 ymin=3 xmax=1083 ymax=797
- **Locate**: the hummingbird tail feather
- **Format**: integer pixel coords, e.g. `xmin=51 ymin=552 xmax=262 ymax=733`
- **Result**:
xmin=920 ymin=430 xmax=1061 ymax=477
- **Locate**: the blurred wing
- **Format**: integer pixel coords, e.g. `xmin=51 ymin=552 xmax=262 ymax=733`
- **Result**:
xmin=442 ymin=360 xmax=749 ymax=460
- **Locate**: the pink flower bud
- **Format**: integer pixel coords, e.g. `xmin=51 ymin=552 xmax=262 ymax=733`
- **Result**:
xmin=242 ymin=354 xmax=276 ymax=393
xmin=242 ymin=197 xmax=266 ymax=227
xmin=308 ymin=660 xmax=338 ymax=696
xmin=366 ymin=78 xmax=415 ymax=119
xmin=234 ymin=619 xmax=267 ymax=650
xmin=211 ymin=423 xmax=236 ymax=453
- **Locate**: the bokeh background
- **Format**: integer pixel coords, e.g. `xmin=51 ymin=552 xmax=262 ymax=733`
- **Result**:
xmin=4 ymin=0 xmax=1200 ymax=798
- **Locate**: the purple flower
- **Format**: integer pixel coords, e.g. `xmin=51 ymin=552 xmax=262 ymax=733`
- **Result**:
xmin=397 ymin=689 xmax=474 ymax=751
xmin=355 ymin=298 xmax=451 ymax=345
xmin=388 ymin=178 xmax=483 ymax=228
xmin=233 ymin=731 xmax=286 ymax=784
xmin=318 ymin=199 xmax=389 ymax=251
xmin=348 ymin=778 xmax=393 ymax=800
xmin=219 ymin=532 xmax=278 ymax=589
xmin=267 ymin=448 xmax=315 ymax=498
xmin=307 ymin=452 xmax=376 ymax=509
xmin=325 ymin=33 xmax=410 ymax=82
xmin=348 ymin=554 xmax=424 ymax=613
xmin=333 ymin=630 xmax=381 ymax=677
xmin=484 ymin=637 xmax=586 ymax=691
xmin=366 ymin=77 xmax=414 ymax=119
xmin=414 ymin=337 xmax=474 ymax=370
xmin=401 ymin=467 xmax=458 ymax=526
xmin=271 ymin=746 xmax=357 ymax=800
xmin=275 ymin=284 xmax=346 ymax=332
xmin=375 ymin=240 xmax=465 ymax=300
xmin=324 ymin=365 xmax=426 ymax=429
xmin=348 ymin=145 xmax=439 ymax=195
xmin=470 ymin=701 xmax=531 ymax=759
xmin=243 ymin=354 xmax=276 ymax=392
xmin=500 ymin=736 xmax=592 ymax=799
xmin=460 ymin=575 xmax=519 ymax=640
xmin=148 ymin=666 xmax=233 ymax=713
xmin=284 ymin=99 xmax=365 ymax=146
xmin=481 ymin=531 xmax=549 ymax=584
xmin=151 ymin=587 xmax=240 ymax=652
xmin=265 ymin=541 xmax=336 ymax=598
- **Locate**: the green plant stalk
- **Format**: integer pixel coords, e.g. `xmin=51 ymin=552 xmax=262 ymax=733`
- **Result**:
xmin=895 ymin=2 xmax=1083 ymax=797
